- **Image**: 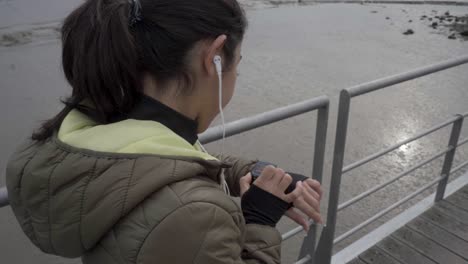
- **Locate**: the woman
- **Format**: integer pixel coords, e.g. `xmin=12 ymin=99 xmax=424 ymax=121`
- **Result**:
xmin=6 ymin=0 xmax=322 ymax=263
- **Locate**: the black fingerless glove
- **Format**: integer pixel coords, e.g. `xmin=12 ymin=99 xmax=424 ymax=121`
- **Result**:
xmin=284 ymin=172 xmax=308 ymax=194
xmin=241 ymin=184 xmax=290 ymax=227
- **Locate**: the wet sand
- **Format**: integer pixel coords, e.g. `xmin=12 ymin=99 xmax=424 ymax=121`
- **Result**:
xmin=1 ymin=1 xmax=468 ymax=263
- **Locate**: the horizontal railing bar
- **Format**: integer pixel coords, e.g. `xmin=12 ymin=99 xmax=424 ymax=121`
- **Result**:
xmin=457 ymin=137 xmax=468 ymax=148
xmin=282 ymin=219 xmax=315 ymax=241
xmin=199 ymin=96 xmax=329 ymax=144
xmin=450 ymin=160 xmax=468 ymax=175
xmin=0 ymin=187 xmax=8 ymax=208
xmin=282 ymin=225 xmax=305 ymax=241
xmin=334 ymin=176 xmax=444 ymax=244
xmin=338 ymin=147 xmax=450 ymax=211
xmin=343 ymin=117 xmax=459 ymax=174
xmin=294 ymin=255 xmax=312 ymax=264
xmin=346 ymin=55 xmax=468 ymax=98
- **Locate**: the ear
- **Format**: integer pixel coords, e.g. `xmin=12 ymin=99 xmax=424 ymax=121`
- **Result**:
xmin=203 ymin=34 xmax=227 ymax=76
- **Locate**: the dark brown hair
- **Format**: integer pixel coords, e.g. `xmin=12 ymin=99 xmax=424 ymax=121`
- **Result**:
xmin=32 ymin=0 xmax=247 ymax=141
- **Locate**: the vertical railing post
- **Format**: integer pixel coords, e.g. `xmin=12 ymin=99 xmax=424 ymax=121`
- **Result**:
xmin=0 ymin=187 xmax=8 ymax=208
xmin=435 ymin=114 xmax=464 ymax=202
xmin=314 ymin=90 xmax=351 ymax=264
xmin=297 ymin=102 xmax=329 ymax=263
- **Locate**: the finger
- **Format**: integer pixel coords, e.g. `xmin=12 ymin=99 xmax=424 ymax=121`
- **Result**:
xmin=284 ymin=181 xmax=303 ymax=203
xmin=302 ymin=187 xmax=320 ymax=213
xmin=294 ymin=198 xmax=323 ymax=224
xmin=271 ymin=168 xmax=286 ymax=184
xmin=304 ymin=182 xmax=321 ymax=201
xmin=295 ymin=201 xmax=322 ymax=224
xmin=258 ymin=165 xmax=276 ymax=182
xmin=285 ymin=208 xmax=309 ymax=231
xmin=239 ymin=173 xmax=252 ymax=196
xmin=278 ymin=173 xmax=292 ymax=193
xmin=305 ymin=179 xmax=323 ymax=197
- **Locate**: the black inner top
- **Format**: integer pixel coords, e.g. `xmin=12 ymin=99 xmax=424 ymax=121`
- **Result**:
xmin=114 ymin=94 xmax=199 ymax=145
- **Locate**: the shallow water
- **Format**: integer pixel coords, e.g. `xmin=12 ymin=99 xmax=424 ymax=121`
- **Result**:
xmin=1 ymin=1 xmax=468 ymax=263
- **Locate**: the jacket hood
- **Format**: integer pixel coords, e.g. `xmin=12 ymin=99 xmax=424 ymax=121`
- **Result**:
xmin=6 ymin=110 xmax=223 ymax=258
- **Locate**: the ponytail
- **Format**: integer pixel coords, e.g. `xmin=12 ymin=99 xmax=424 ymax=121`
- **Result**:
xmin=33 ymin=0 xmax=140 ymax=141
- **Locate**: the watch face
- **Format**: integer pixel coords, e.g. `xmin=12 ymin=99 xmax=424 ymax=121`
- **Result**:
xmin=251 ymin=165 xmax=264 ymax=178
xmin=251 ymin=162 xmax=276 ymax=180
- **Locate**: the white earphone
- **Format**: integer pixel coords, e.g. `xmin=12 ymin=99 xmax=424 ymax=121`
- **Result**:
xmin=213 ymin=55 xmax=229 ymax=194
xmin=213 ymin=55 xmax=222 ymax=75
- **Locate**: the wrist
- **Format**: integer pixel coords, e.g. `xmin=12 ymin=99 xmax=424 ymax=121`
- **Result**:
xmin=241 ymin=185 xmax=289 ymax=227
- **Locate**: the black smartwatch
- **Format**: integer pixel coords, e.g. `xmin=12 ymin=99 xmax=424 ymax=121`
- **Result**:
xmin=250 ymin=161 xmax=276 ymax=182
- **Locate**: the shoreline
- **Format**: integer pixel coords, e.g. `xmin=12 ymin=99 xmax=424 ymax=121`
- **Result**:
xmin=1 ymin=0 xmax=467 ymax=48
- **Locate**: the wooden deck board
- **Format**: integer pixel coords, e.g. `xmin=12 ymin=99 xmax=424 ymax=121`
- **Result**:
xmin=457 ymin=184 xmax=468 ymax=196
xmin=345 ymin=185 xmax=468 ymax=264
xmin=348 ymin=258 xmax=368 ymax=264
xmin=406 ymin=216 xmax=468 ymax=260
xmin=376 ymin=236 xmax=437 ymax=264
xmin=435 ymin=200 xmax=468 ymax=225
xmin=421 ymin=207 xmax=468 ymax=241
xmin=392 ymin=226 xmax=468 ymax=264
xmin=358 ymin=247 xmax=402 ymax=264
xmin=445 ymin=192 xmax=468 ymax=212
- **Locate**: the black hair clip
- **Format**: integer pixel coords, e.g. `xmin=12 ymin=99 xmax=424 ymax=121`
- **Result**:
xmin=128 ymin=0 xmax=142 ymax=27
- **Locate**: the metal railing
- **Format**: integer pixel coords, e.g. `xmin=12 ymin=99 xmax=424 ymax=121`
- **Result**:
xmin=312 ymin=55 xmax=468 ymax=264
xmin=0 ymin=187 xmax=8 ymax=207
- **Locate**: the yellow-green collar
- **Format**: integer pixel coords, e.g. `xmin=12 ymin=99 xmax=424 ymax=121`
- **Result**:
xmin=58 ymin=110 xmax=218 ymax=161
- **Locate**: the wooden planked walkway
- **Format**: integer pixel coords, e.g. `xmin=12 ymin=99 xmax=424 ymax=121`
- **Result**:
xmin=347 ymin=184 xmax=468 ymax=264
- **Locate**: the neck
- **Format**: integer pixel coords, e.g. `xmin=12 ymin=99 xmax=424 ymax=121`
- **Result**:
xmin=142 ymin=74 xmax=199 ymax=122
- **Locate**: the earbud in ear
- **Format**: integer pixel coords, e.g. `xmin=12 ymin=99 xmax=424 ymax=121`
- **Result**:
xmin=213 ymin=55 xmax=222 ymax=75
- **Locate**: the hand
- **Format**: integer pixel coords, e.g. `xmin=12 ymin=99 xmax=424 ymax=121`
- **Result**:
xmin=239 ymin=166 xmax=303 ymax=204
xmin=285 ymin=179 xmax=323 ymax=231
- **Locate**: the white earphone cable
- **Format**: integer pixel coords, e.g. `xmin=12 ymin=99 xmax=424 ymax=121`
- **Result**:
xmin=218 ymin=74 xmax=226 ymax=158
xmin=213 ymin=55 xmax=229 ymax=195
